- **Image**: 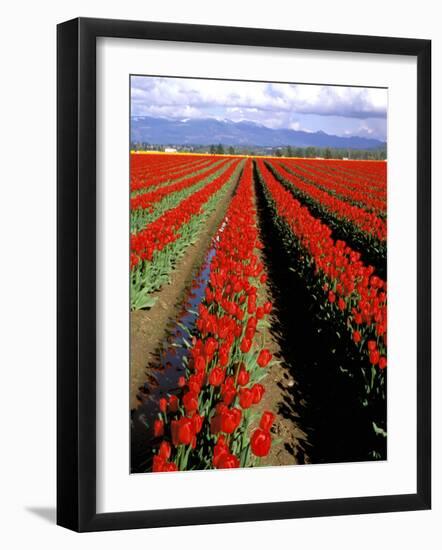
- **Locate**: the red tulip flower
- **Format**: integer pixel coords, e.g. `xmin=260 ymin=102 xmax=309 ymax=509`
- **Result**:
xmin=240 ymin=337 xmax=252 ymax=353
xmin=154 ymin=419 xmax=164 ymax=437
xmin=183 ymin=391 xmax=199 ymax=414
xmin=239 ymin=388 xmax=254 ymax=409
xmin=217 ymin=453 xmax=240 ymax=469
xmin=259 ymin=411 xmax=275 ymax=431
xmin=209 ymin=367 xmax=225 ymax=387
xmin=251 ymin=428 xmax=272 ymax=457
xmin=169 ymin=394 xmax=179 ymax=413
xmin=159 ymin=397 xmax=167 ymax=414
xmin=237 ymin=366 xmax=250 ymax=386
xmin=158 ymin=440 xmax=171 ymax=460
xmin=171 ymin=417 xmax=194 ymax=446
xmin=367 ymin=340 xmax=377 ymax=351
xmin=251 ymin=383 xmax=265 ymax=404
xmin=221 ymin=407 xmax=242 ymax=434
xmin=369 ymin=349 xmax=380 ymax=365
xmin=257 ymin=349 xmax=272 ymax=368
xmin=191 ymin=412 xmax=203 ymax=434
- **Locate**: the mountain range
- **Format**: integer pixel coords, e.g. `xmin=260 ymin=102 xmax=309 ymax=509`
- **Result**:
xmin=130 ymin=116 xmax=385 ymax=150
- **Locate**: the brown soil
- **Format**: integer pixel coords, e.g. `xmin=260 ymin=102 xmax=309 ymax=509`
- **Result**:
xmin=130 ymin=179 xmax=239 ymax=409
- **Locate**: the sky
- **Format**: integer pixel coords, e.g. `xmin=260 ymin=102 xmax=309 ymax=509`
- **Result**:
xmin=131 ymin=76 xmax=387 ymax=141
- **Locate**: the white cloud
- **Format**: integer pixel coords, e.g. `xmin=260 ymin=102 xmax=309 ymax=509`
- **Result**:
xmin=130 ymin=76 xmax=387 ymax=139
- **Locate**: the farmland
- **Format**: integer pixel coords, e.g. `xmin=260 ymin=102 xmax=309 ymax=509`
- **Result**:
xmin=130 ymin=152 xmax=387 ymax=473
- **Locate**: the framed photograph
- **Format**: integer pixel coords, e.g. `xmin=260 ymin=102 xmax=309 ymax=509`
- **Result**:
xmin=57 ymin=17 xmax=431 ymax=532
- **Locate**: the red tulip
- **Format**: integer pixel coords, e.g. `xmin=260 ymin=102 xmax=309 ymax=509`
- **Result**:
xmin=154 ymin=419 xmax=164 ymax=437
xmin=367 ymin=340 xmax=377 ymax=351
xmin=352 ymin=330 xmax=361 ymax=344
xmin=257 ymin=349 xmax=272 ymax=368
xmin=183 ymin=391 xmax=199 ymax=414
xmin=251 ymin=383 xmax=265 ymax=404
xmin=217 ymin=453 xmax=240 ymax=469
xmin=237 ymin=366 xmax=250 ymax=386
xmin=251 ymin=428 xmax=272 ymax=457
xmin=239 ymin=388 xmax=253 ymax=409
xmin=171 ymin=417 xmax=193 ymax=446
xmin=209 ymin=367 xmax=225 ymax=387
xmin=204 ymin=337 xmax=218 ymax=359
xmin=221 ymin=407 xmax=242 ymax=434
xmin=191 ymin=412 xmax=203 ymax=434
xmin=369 ymin=350 xmax=380 ymax=365
xmin=213 ymin=435 xmax=229 ymax=467
xmin=158 ymin=440 xmax=171 ymax=460
xmin=159 ymin=397 xmax=167 ymax=413
xmin=219 ymin=348 xmax=229 ymax=367
xmin=259 ymin=411 xmax=275 ymax=431
xmin=379 ymin=356 xmax=387 ymax=370
xmin=169 ymin=394 xmax=179 ymax=412
xmin=240 ymin=337 xmax=252 ymax=353
xmin=194 ymin=354 xmax=206 ymax=373
xmin=162 ymin=461 xmax=178 ymax=472
xmin=152 ymin=455 xmax=166 ymax=472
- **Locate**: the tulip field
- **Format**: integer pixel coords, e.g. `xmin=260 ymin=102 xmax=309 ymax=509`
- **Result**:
xmin=130 ymin=152 xmax=387 ymax=473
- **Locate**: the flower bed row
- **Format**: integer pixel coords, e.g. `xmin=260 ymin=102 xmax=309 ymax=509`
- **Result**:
xmin=328 ymin=159 xmax=387 ymax=188
xmin=265 ymin=160 xmax=386 ymax=276
xmin=151 ymin=160 xmax=276 ymax=472
xmin=130 ymin=153 xmax=212 ymax=192
xmin=130 ymin=161 xmax=243 ymax=310
xmin=256 ymin=159 xmax=386 ymax=395
xmin=270 ymin=161 xmax=387 ymax=239
xmin=131 ymin=158 xmax=231 ymax=210
xmin=130 ymin=160 xmax=234 ymax=234
xmin=281 ymin=158 xmax=386 ymax=214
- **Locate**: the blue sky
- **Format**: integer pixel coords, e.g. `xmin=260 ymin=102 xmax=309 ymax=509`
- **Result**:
xmin=131 ymin=76 xmax=387 ymax=141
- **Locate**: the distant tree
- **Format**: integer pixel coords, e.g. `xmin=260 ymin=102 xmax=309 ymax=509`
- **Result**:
xmin=305 ymin=146 xmax=316 ymax=158
xmin=228 ymin=146 xmax=235 ymax=155
xmin=286 ymin=145 xmax=293 ymax=157
xmin=216 ymin=143 xmax=225 ymax=155
xmin=209 ymin=144 xmax=216 ymax=154
xmin=324 ymin=147 xmax=332 ymax=159
xmin=275 ymin=149 xmax=282 ymax=157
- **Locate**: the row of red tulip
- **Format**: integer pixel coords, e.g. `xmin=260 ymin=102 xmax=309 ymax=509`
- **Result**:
xmin=130 ymin=160 xmax=241 ymax=268
xmin=131 ymin=159 xmax=231 ymax=211
xmin=256 ymin=159 xmax=386 ymax=370
xmin=130 ymin=153 xmax=214 ymax=192
xmin=268 ymin=160 xmax=387 ymax=241
xmin=152 ymin=159 xmax=276 ymax=472
xmin=281 ymin=158 xmax=386 ymax=214
xmin=329 ymin=159 xmax=387 ymax=187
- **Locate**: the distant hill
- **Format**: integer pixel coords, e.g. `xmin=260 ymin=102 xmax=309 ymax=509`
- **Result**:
xmin=131 ymin=116 xmax=386 ymax=150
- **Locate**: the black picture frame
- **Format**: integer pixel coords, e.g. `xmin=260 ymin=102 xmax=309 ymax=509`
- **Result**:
xmin=57 ymin=17 xmax=431 ymax=532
